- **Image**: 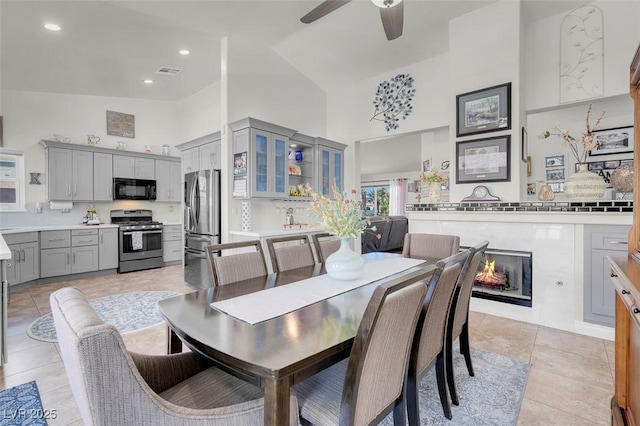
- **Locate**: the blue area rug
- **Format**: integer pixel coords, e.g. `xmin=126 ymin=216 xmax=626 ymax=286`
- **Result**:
xmin=382 ymin=344 xmax=530 ymax=425
xmin=27 ymin=291 xmax=180 ymax=342
xmin=0 ymin=381 xmax=47 ymax=426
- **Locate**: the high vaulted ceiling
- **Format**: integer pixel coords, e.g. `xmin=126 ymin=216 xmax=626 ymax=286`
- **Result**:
xmin=1 ymin=0 xmax=589 ymax=101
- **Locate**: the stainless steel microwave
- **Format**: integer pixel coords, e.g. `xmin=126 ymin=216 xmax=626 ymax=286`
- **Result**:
xmin=113 ymin=178 xmax=157 ymax=201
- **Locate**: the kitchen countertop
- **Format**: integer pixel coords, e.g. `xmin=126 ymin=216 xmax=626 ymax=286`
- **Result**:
xmin=0 ymin=234 xmax=10 ymax=260
xmin=230 ymin=226 xmax=320 ymax=238
xmin=0 ymin=224 xmax=119 ymax=235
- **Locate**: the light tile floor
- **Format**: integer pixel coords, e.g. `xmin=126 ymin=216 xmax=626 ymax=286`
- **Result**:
xmin=0 ymin=265 xmax=613 ymax=425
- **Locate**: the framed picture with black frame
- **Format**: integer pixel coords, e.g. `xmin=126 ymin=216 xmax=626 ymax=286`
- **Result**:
xmin=456 ymin=82 xmax=512 ymax=137
xmin=589 ymin=125 xmax=634 ymax=156
xmin=456 ymin=135 xmax=511 ymax=183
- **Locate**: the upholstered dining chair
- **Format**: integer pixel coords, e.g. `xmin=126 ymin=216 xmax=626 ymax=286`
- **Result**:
xmin=266 ymin=234 xmax=316 ymax=273
xmin=445 ymin=240 xmax=489 ymax=406
xmin=292 ymin=264 xmax=434 ymax=426
xmin=50 ymin=287 xmax=299 ymax=426
xmin=206 ymin=240 xmax=268 ymax=286
xmin=402 ymin=233 xmax=460 ymax=262
xmin=406 ymin=249 xmax=471 ymax=424
xmin=311 ymin=232 xmax=341 ymax=263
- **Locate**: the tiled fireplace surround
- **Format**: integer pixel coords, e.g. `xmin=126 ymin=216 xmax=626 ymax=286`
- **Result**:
xmin=407 ymin=201 xmax=633 ymax=341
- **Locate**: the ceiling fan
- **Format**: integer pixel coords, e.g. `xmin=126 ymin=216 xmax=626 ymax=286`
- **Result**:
xmin=301 ymin=0 xmax=404 ymax=41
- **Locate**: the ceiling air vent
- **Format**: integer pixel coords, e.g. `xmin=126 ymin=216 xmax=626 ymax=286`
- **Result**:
xmin=155 ymin=66 xmax=183 ymax=76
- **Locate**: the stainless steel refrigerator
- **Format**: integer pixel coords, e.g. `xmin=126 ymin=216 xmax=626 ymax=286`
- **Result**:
xmin=184 ymin=169 xmax=220 ymax=289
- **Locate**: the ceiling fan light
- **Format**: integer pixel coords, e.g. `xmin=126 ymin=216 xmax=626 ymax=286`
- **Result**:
xmin=371 ymin=0 xmax=401 ymax=8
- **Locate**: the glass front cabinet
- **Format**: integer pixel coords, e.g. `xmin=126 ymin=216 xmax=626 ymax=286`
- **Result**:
xmin=230 ymin=118 xmax=346 ymax=199
xmin=316 ymin=138 xmax=346 ymax=197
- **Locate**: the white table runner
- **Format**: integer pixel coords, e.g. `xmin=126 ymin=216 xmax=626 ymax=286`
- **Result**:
xmin=210 ymin=256 xmax=425 ymax=325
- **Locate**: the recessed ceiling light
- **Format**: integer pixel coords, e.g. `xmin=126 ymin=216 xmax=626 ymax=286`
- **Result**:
xmin=44 ymin=23 xmax=62 ymax=32
xmin=289 ymin=144 xmax=298 ymax=148
xmin=179 ymin=49 xmax=190 ymax=55
xmin=143 ymin=79 xmax=154 ymax=84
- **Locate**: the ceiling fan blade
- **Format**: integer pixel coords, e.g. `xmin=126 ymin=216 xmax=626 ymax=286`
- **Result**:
xmin=301 ymin=0 xmax=352 ymax=24
xmin=379 ymin=1 xmax=404 ymax=40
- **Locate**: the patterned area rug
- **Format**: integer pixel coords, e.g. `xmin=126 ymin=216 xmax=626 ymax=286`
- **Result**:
xmin=0 ymin=381 xmax=47 ymax=426
xmin=27 ymin=291 xmax=180 ymax=342
xmin=382 ymin=344 xmax=530 ymax=425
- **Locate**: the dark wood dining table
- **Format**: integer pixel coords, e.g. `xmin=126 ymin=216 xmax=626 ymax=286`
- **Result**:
xmin=158 ymin=253 xmax=435 ymax=426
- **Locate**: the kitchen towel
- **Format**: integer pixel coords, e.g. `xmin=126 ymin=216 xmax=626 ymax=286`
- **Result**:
xmin=131 ymin=231 xmax=143 ymax=250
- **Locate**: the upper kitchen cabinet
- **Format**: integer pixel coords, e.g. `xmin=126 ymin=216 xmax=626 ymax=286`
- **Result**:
xmin=113 ymin=155 xmax=155 ymax=179
xmin=43 ymin=146 xmax=93 ymax=201
xmin=93 ymin=152 xmax=113 ymax=201
xmin=176 ymin=132 xmax=222 ymax=174
xmin=230 ymin=118 xmax=296 ymax=199
xmin=316 ymin=138 xmax=346 ymax=196
xmin=155 ymin=159 xmax=181 ymax=202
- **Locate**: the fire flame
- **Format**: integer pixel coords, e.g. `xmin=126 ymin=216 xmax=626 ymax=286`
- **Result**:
xmin=475 ymin=258 xmax=507 ymax=287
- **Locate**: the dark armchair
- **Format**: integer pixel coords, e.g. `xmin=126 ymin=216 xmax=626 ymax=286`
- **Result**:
xmin=361 ymin=216 xmax=408 ymax=254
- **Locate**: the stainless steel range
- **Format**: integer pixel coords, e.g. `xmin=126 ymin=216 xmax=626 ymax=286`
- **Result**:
xmin=110 ymin=209 xmax=163 ymax=273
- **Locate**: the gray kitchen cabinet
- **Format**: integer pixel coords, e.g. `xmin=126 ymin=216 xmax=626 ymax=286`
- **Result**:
xmin=45 ymin=147 xmax=94 ymax=201
xmin=182 ymin=147 xmax=199 ymax=174
xmin=230 ymin=118 xmax=295 ymax=199
xmin=3 ymin=232 xmax=39 ymax=286
xmin=584 ymin=224 xmax=631 ymax=327
xmin=94 ymin=152 xmax=113 ymax=201
xmin=163 ymin=224 xmax=183 ymax=263
xmin=98 ymin=228 xmax=118 ymax=270
xmin=178 ymin=133 xmax=222 ymax=174
xmin=113 ymin=155 xmax=155 ymax=179
xmin=155 ymin=160 xmax=181 ymax=202
xmin=199 ymin=141 xmax=221 ymax=170
xmin=41 ymin=229 xmax=99 ymax=277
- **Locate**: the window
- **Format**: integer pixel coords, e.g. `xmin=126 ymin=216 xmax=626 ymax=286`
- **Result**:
xmin=0 ymin=149 xmax=25 ymax=211
xmin=361 ymin=185 xmax=389 ymax=217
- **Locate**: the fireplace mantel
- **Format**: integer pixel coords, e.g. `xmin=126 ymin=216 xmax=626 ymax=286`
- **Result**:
xmin=407 ymin=211 xmax=629 ymax=340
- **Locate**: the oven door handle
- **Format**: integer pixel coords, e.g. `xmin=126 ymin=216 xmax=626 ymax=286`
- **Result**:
xmin=122 ymin=230 xmax=163 ymax=236
xmin=185 ymin=248 xmax=207 ymax=259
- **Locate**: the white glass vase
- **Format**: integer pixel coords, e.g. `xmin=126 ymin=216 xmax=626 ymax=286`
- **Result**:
xmin=325 ymin=237 xmax=365 ymax=281
xmin=565 ymin=164 xmax=606 ymax=201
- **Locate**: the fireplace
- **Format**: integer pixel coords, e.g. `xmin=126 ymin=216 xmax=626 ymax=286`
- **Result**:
xmin=462 ymin=247 xmax=533 ymax=307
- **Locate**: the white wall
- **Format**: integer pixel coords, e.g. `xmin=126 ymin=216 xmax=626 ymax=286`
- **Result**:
xmin=177 ymin=81 xmax=221 ymax=144
xmin=448 ymin=0 xmax=522 ymax=202
xmin=0 ymin=90 xmax=182 ymax=225
xmin=524 ymin=0 xmax=640 ymax=111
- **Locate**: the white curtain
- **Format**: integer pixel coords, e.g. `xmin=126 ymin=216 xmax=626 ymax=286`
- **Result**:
xmin=389 ymin=178 xmax=407 ymax=216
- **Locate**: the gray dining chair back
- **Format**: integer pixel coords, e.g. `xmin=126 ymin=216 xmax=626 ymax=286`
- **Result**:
xmin=206 ymin=240 xmax=268 ymax=286
xmin=266 ymin=234 xmax=316 ymax=272
xmin=445 ymin=240 xmax=489 ymax=406
xmin=311 ymin=232 xmax=341 ymax=263
xmin=407 ymin=249 xmax=470 ymax=424
xmin=293 ymin=264 xmax=434 ymax=426
xmin=402 ymin=233 xmax=460 ymax=262
xmin=50 ymin=287 xmax=299 ymax=426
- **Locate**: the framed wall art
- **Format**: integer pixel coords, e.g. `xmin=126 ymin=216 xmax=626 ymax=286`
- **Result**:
xmin=106 ymin=110 xmax=135 ymax=138
xmin=545 ymin=155 xmax=565 ymax=167
xmin=456 ymin=82 xmax=511 ymax=137
xmin=456 ymin=135 xmax=511 ymax=183
xmin=589 ymin=126 xmax=634 ymax=156
xmin=546 ymin=168 xmax=565 ymax=181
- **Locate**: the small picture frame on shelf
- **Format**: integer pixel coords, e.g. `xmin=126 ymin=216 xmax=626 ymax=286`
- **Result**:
xmin=527 ymin=182 xmax=536 ymax=195
xmin=407 ymin=181 xmax=415 ymax=193
xmin=549 ymin=182 xmax=565 ymax=193
xmin=545 ymin=155 xmax=564 ymax=168
xmin=546 ymin=169 xmax=565 ymax=181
